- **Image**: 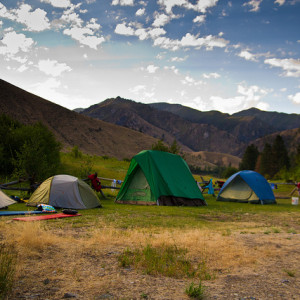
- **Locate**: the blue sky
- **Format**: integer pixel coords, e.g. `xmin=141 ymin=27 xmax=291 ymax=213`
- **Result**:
xmin=0 ymin=0 xmax=300 ymax=114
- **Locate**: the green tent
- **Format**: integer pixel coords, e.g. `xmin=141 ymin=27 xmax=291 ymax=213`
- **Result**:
xmin=116 ymin=150 xmax=206 ymax=206
xmin=27 ymin=175 xmax=101 ymax=209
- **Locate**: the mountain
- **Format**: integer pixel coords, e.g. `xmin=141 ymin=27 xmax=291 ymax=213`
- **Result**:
xmin=0 ymin=79 xmax=158 ymax=160
xmin=81 ymin=97 xmax=243 ymax=156
xmin=233 ymin=108 xmax=300 ymax=131
xmin=81 ymin=97 xmax=300 ymax=158
xmin=150 ymin=103 xmax=287 ymax=143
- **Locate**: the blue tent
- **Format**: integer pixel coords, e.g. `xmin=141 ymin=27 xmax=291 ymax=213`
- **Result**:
xmin=217 ymin=170 xmax=276 ymax=204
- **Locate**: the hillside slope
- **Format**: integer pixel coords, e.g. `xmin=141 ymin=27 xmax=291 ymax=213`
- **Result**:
xmin=0 ymin=79 xmax=158 ymax=160
xmin=82 ymin=97 xmax=243 ymax=156
xmin=150 ymin=103 xmax=299 ymax=143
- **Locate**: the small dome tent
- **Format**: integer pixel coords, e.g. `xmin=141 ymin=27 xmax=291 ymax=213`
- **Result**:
xmin=217 ymin=170 xmax=276 ymax=204
xmin=116 ymin=150 xmax=206 ymax=206
xmin=27 ymin=175 xmax=101 ymax=209
xmin=0 ymin=189 xmax=16 ymax=209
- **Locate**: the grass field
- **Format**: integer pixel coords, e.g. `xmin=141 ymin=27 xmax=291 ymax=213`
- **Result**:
xmin=0 ymin=153 xmax=299 ymax=299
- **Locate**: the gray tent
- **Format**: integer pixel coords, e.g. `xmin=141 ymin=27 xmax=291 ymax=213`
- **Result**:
xmin=27 ymin=175 xmax=101 ymax=209
xmin=0 ymin=189 xmax=16 ymax=209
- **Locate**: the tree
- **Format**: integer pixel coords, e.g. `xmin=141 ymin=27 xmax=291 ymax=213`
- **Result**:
xmin=259 ymin=143 xmax=273 ymax=178
xmin=239 ymin=144 xmax=259 ymax=171
xmin=151 ymin=139 xmax=169 ymax=152
xmin=169 ymin=139 xmax=181 ymax=155
xmin=13 ymin=122 xmax=62 ymax=181
xmin=0 ymin=114 xmax=22 ymax=175
xmin=271 ymin=135 xmax=290 ymax=175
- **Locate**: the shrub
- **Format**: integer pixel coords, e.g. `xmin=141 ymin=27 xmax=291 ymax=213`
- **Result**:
xmin=185 ymin=281 xmax=206 ymax=299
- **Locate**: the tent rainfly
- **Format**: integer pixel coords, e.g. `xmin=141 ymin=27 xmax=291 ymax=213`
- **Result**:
xmin=27 ymin=175 xmax=101 ymax=209
xmin=217 ymin=170 xmax=276 ymax=204
xmin=0 ymin=189 xmax=16 ymax=209
xmin=116 ymin=150 xmax=206 ymax=206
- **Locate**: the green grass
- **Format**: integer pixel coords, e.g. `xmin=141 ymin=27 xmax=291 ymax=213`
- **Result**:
xmin=185 ymin=281 xmax=206 ymax=299
xmin=118 ymin=244 xmax=212 ymax=280
xmin=2 ymin=151 xmax=299 ymax=233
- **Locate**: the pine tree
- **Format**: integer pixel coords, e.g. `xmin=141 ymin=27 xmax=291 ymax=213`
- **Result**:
xmin=259 ymin=143 xmax=273 ymax=178
xmin=271 ymin=135 xmax=290 ymax=175
xmin=239 ymin=144 xmax=259 ymax=170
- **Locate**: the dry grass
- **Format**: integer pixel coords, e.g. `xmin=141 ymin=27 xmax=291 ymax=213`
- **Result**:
xmin=0 ymin=202 xmax=299 ymax=300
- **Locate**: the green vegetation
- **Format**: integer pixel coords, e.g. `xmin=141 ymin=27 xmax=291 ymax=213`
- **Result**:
xmin=185 ymin=282 xmax=206 ymax=299
xmin=151 ymin=139 xmax=183 ymax=157
xmin=284 ymin=269 xmax=296 ymax=277
xmin=118 ymin=244 xmax=212 ymax=279
xmin=0 ymin=114 xmax=61 ymax=182
xmin=239 ymin=144 xmax=259 ymax=171
xmin=239 ymin=135 xmax=295 ymax=180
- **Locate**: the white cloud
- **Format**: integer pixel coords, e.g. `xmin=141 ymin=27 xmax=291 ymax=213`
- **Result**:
xmin=288 ymin=92 xmax=300 ymax=104
xmin=180 ymin=33 xmax=228 ymax=50
xmin=0 ymin=3 xmax=16 ymax=20
xmin=40 ymin=0 xmax=71 ymax=8
xmin=165 ymin=65 xmax=179 ymax=74
xmin=158 ymin=0 xmax=187 ymax=14
xmin=170 ymin=56 xmax=188 ymax=62
xmin=129 ymin=85 xmax=146 ymax=94
xmin=203 ymin=72 xmax=221 ymax=79
xmin=136 ymin=8 xmax=145 ymax=16
xmin=112 ymin=0 xmax=134 ymax=6
xmin=243 ymin=0 xmax=263 ymax=12
xmin=238 ymin=50 xmax=258 ymax=62
xmin=153 ymin=33 xmax=228 ymax=51
xmin=152 ymin=13 xmax=170 ymax=27
xmin=148 ymin=28 xmax=166 ymax=38
xmin=115 ymin=23 xmax=135 ymax=35
xmin=275 ymin=0 xmax=285 ymax=5
xmin=146 ymin=65 xmax=159 ymax=73
xmin=264 ymin=58 xmax=300 ymax=77
xmin=60 ymin=11 xmax=83 ymax=27
xmin=210 ymin=84 xmax=270 ymax=114
xmin=158 ymin=0 xmax=219 ymax=14
xmin=194 ymin=0 xmax=219 ymax=13
xmin=193 ymin=15 xmax=206 ymax=23
xmin=12 ymin=4 xmax=50 ymax=31
xmin=181 ymin=75 xmax=203 ymax=86
xmin=63 ymin=27 xmax=105 ymax=49
xmin=135 ymin=28 xmax=148 ymax=40
xmin=17 ymin=64 xmax=28 ymax=72
xmin=37 ymin=59 xmax=72 ymax=77
xmin=0 ymin=31 xmax=35 ymax=56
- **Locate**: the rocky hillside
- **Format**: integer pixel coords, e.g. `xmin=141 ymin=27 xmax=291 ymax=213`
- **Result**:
xmin=0 ymin=79 xmax=158 ymax=160
xmin=82 ymin=97 xmax=243 ymax=156
xmin=81 ymin=97 xmax=300 ymax=157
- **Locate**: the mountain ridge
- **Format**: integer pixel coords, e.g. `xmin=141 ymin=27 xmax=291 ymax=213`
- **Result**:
xmin=80 ymin=97 xmax=300 ymax=157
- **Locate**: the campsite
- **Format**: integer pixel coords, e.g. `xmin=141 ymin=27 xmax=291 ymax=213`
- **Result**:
xmin=1 ymin=153 xmax=300 ymax=300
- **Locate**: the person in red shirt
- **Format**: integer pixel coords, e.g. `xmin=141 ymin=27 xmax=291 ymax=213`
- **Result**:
xmin=88 ymin=173 xmax=102 ymax=192
xmin=297 ymin=182 xmax=300 ymax=196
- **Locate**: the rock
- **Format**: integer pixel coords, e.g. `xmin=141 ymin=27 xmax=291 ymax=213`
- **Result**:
xmin=63 ymin=292 xmax=77 ymax=298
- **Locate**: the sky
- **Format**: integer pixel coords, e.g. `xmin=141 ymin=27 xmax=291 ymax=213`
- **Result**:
xmin=0 ymin=0 xmax=300 ymax=115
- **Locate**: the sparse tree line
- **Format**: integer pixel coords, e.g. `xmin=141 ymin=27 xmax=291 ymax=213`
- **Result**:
xmin=152 ymin=134 xmax=300 ymax=181
xmin=1 ymin=113 xmax=299 ymax=183
xmin=239 ymin=135 xmax=300 ymax=181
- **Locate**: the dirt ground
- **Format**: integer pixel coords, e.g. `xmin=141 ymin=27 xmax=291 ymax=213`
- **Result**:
xmin=5 ymin=223 xmax=299 ymax=300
